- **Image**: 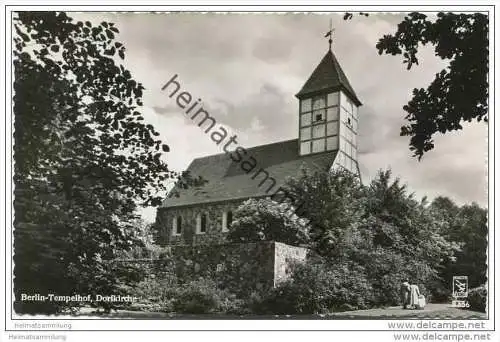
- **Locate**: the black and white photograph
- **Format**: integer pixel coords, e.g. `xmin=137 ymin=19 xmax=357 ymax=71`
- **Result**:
xmin=2 ymin=3 xmax=497 ymax=341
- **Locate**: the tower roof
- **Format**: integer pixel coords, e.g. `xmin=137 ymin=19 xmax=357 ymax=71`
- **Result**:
xmin=296 ymin=49 xmax=362 ymax=106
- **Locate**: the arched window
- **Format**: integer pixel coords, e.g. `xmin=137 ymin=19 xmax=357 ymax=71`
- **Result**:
xmin=222 ymin=211 xmax=233 ymax=232
xmin=201 ymin=214 xmax=207 ymax=233
xmin=172 ymin=216 xmax=182 ymax=236
xmin=197 ymin=213 xmax=208 ymax=234
xmin=176 ymin=216 xmax=182 ymax=235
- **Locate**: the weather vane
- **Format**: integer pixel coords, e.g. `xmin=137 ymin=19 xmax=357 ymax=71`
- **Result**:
xmin=324 ymin=18 xmax=335 ymax=50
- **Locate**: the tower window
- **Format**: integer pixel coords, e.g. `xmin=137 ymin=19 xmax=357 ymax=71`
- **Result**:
xmin=327 ymin=122 xmax=338 ymax=136
xmin=300 ymin=112 xmax=312 ymax=127
xmin=300 ymin=141 xmax=311 ymax=155
xmin=300 ymin=127 xmax=312 ymax=140
xmin=327 ymin=107 xmax=339 ymax=121
xmin=312 ymin=96 xmax=326 ymax=110
xmin=312 ymin=139 xmax=326 ymax=153
xmin=313 ymin=108 xmax=325 ymax=122
xmin=300 ymin=98 xmax=312 ymax=113
xmin=327 ymin=92 xmax=339 ymax=106
xmin=326 ymin=136 xmax=338 ymax=150
xmin=312 ymin=124 xmax=326 ymax=138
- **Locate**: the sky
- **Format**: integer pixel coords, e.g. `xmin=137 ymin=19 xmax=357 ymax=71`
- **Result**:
xmin=72 ymin=12 xmax=488 ymax=222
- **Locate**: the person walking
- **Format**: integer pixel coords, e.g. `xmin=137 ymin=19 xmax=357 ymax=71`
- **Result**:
xmin=400 ymin=281 xmax=411 ymax=309
xmin=409 ymin=282 xmax=421 ymax=309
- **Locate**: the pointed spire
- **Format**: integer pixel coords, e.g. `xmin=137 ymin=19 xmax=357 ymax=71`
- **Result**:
xmin=296 ymin=49 xmax=362 ymax=106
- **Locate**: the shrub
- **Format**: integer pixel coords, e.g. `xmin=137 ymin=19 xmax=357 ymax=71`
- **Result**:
xmin=251 ymin=258 xmax=374 ymax=315
xmin=173 ymin=278 xmax=220 ymax=314
xmin=130 ymin=272 xmax=251 ymax=315
xmin=219 ymin=296 xmax=250 ymax=315
xmin=173 ymin=278 xmax=243 ymax=315
xmin=228 ymin=198 xmax=310 ymax=246
xmin=359 ymin=248 xmax=433 ymax=307
xmin=128 ymin=272 xmax=177 ymax=312
xmin=426 ymin=279 xmax=452 ymax=303
xmin=467 ymin=285 xmax=487 ymax=313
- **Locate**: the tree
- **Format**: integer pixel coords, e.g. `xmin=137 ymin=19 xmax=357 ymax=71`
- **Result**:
xmin=347 ymin=12 xmax=488 ymax=159
xmin=12 ymin=12 xmax=200 ymax=314
xmin=282 ymin=168 xmax=457 ymax=306
xmin=431 ymin=198 xmax=487 ymax=290
xmin=227 ymin=198 xmax=310 ymax=246
xmin=454 ymin=204 xmax=488 ymax=288
xmin=363 ymin=170 xmax=459 ymax=303
xmin=284 ymin=168 xmax=366 ymax=257
xmin=377 ymin=12 xmax=488 ymax=159
xmin=429 ymin=196 xmax=461 ymax=223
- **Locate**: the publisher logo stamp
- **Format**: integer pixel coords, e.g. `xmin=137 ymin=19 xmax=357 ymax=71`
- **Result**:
xmin=451 ymin=276 xmax=470 ymax=308
xmin=453 ymin=276 xmax=469 ymax=298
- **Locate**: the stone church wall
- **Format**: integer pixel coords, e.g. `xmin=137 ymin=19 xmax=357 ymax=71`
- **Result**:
xmin=155 ymin=200 xmax=246 ymax=246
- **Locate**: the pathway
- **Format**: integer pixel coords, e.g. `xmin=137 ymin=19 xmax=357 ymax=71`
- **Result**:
xmin=326 ymin=303 xmax=486 ymax=319
xmin=78 ymin=303 xmax=486 ymax=319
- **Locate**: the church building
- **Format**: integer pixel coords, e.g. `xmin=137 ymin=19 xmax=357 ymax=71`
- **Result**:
xmin=155 ymin=41 xmax=362 ymax=246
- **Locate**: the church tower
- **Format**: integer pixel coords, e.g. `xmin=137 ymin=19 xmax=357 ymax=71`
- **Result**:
xmin=295 ymin=42 xmax=362 ymax=175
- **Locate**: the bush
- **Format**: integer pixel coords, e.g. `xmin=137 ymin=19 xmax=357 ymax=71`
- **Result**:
xmin=426 ymin=279 xmax=452 ymax=303
xmin=130 ymin=272 xmax=250 ymax=315
xmin=228 ymin=198 xmax=310 ymax=246
xmin=173 ymin=278 xmax=243 ymax=315
xmin=128 ymin=272 xmax=177 ymax=312
xmin=467 ymin=285 xmax=487 ymax=313
xmin=359 ymin=248 xmax=433 ymax=307
xmin=251 ymin=258 xmax=374 ymax=315
xmin=219 ymin=296 xmax=250 ymax=315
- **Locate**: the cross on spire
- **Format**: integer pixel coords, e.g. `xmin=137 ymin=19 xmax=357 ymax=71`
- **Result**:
xmin=324 ymin=18 xmax=335 ymax=50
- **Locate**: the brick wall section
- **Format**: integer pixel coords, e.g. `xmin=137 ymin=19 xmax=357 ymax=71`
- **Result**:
xmin=155 ymin=200 xmax=245 ymax=246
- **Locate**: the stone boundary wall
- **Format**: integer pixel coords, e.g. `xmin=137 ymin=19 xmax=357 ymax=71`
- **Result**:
xmin=274 ymin=242 xmax=308 ymax=286
xmin=115 ymin=241 xmax=309 ymax=295
xmin=170 ymin=241 xmax=276 ymax=295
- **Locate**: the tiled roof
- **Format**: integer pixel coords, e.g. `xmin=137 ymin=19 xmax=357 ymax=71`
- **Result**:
xmin=296 ymin=49 xmax=362 ymax=106
xmin=161 ymin=139 xmax=337 ymax=208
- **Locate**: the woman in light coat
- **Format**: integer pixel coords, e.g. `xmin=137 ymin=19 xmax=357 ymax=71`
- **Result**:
xmin=409 ymin=283 xmax=421 ymax=309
